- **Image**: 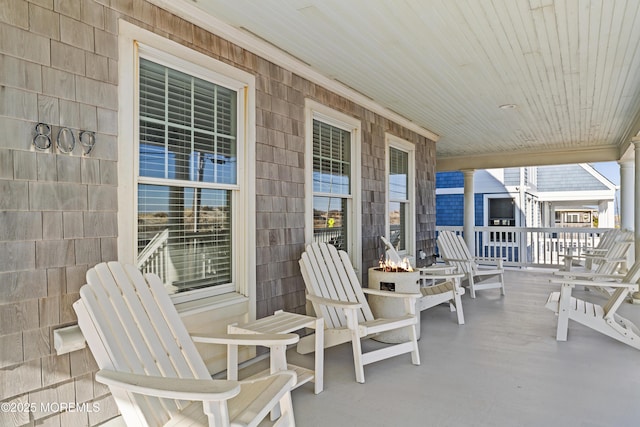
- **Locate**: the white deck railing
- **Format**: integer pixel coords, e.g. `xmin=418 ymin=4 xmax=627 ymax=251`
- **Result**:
xmin=138 ymin=229 xmax=170 ymax=283
xmin=435 ymin=226 xmax=613 ymax=268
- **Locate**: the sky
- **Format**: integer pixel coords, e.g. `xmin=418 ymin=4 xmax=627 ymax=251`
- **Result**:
xmin=591 ymin=162 xmax=620 ymax=186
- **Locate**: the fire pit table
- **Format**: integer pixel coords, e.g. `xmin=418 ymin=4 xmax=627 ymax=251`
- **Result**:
xmin=367 ymin=266 xmax=421 ymax=343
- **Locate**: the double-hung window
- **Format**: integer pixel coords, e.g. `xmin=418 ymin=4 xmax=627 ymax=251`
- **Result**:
xmin=305 ymin=100 xmax=361 ymax=270
xmin=311 ymin=120 xmax=351 ymax=251
xmin=137 ymin=58 xmax=237 ymax=295
xmin=118 ymin=23 xmax=256 ymax=306
xmin=386 ymin=135 xmax=415 ymax=256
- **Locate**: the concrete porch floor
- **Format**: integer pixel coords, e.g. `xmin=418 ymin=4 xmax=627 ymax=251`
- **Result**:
xmin=264 ymin=269 xmax=640 ymax=427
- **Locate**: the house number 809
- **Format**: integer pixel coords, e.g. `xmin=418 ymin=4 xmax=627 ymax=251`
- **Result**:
xmin=33 ymin=122 xmax=96 ymax=155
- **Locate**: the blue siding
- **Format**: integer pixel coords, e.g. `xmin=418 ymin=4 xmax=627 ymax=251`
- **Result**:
xmin=475 ymin=194 xmax=483 ymax=226
xmin=436 ymin=171 xmax=463 ymax=188
xmin=436 ymin=193 xmax=484 ymax=226
xmin=436 ymin=194 xmax=463 ymax=225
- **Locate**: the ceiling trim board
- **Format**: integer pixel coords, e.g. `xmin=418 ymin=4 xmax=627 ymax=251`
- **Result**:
xmin=437 ymin=146 xmax=620 ymax=171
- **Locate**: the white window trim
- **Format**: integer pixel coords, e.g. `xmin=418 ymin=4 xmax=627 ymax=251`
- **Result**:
xmin=483 ymin=194 xmax=519 ymax=250
xmin=484 ymin=194 xmax=519 ymax=227
xmin=385 ymin=134 xmax=415 ymax=258
xmin=304 ymin=99 xmax=362 ymax=275
xmin=117 ymin=20 xmax=256 ymax=314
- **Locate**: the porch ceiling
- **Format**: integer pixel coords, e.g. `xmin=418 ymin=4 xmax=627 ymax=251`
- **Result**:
xmin=154 ymin=0 xmax=640 ymax=170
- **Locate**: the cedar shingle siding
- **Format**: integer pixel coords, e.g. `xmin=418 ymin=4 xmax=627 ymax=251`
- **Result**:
xmin=0 ymin=1 xmax=436 ymax=424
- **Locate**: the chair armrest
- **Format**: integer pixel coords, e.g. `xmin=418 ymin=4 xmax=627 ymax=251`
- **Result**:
xmin=475 ymin=257 xmax=505 ymax=267
xmin=96 ymin=369 xmax=241 ymax=401
xmin=581 ymin=254 xmax=626 ymax=262
xmin=306 ymin=293 xmax=362 ymax=309
xmin=550 ymin=277 xmax=639 ymax=291
xmin=419 ymin=271 xmax=465 ymax=280
xmin=362 ymin=288 xmax=421 ymax=299
xmin=191 ymin=333 xmax=299 ymax=347
xmin=442 ymin=257 xmax=469 ymax=263
xmin=585 ymin=248 xmax=608 ymax=254
xmin=553 ymin=270 xmax=625 ymax=280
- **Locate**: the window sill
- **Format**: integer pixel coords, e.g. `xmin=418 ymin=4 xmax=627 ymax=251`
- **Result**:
xmin=53 ymin=293 xmax=248 ymax=355
xmin=175 ymin=292 xmax=249 ymax=317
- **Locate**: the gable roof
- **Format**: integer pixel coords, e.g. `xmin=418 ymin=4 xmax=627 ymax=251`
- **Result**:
xmin=537 ymin=164 xmax=617 ymax=192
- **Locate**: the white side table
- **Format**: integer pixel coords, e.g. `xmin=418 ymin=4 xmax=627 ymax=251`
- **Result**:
xmin=228 ymin=310 xmax=324 ymax=394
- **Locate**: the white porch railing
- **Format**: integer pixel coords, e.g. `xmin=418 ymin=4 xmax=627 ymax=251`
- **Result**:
xmin=138 ymin=228 xmax=170 ymax=283
xmin=435 ymin=226 xmax=614 ymax=268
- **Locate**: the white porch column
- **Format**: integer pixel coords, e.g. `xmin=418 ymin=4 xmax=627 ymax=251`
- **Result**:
xmin=619 ymin=159 xmax=634 ymax=232
xmin=634 ymin=140 xmax=640 ymax=258
xmin=462 ymin=169 xmax=475 ymax=253
xmin=633 ymin=141 xmax=640 ymax=302
xmin=597 ymin=200 xmax=614 ymax=228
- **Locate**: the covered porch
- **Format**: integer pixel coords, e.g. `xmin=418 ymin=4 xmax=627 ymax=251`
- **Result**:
xmin=273 ymin=269 xmax=640 ymax=426
xmin=5 ymin=1 xmax=640 ymax=426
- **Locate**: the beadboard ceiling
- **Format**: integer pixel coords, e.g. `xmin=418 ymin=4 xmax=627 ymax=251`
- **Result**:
xmin=154 ymin=0 xmax=640 ymax=170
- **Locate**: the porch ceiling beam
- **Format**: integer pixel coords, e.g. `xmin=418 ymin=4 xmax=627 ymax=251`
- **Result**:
xmin=436 ymin=145 xmax=620 ymax=172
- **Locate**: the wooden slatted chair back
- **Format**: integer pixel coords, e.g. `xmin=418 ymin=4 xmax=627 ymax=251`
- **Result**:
xmin=591 ymin=233 xmax=633 ymax=275
xmin=584 ymin=229 xmax=620 ymax=270
xmin=380 ymin=236 xmax=403 ymax=265
xmin=300 ymin=243 xmax=374 ymax=329
xmin=74 ymin=262 xmax=211 ymax=427
xmin=593 ymin=229 xmax=620 ymax=252
xmin=437 ymin=231 xmax=473 ymax=274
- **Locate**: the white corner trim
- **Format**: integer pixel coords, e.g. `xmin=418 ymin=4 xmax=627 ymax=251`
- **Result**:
xmin=436 ymin=187 xmax=464 ymax=195
xmin=147 ymin=0 xmax=439 ymax=143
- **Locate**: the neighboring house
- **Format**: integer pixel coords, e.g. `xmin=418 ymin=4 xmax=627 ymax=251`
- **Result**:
xmin=436 ymin=164 xmax=617 ymax=259
xmin=436 ymin=164 xmax=617 ymax=230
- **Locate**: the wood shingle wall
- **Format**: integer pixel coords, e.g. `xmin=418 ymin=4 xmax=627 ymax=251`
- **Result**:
xmin=0 ymin=1 xmax=436 ymax=425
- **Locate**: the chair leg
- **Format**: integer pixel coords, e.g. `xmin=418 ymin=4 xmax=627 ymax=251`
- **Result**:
xmin=469 ymin=275 xmax=476 ymax=298
xmin=454 ymin=293 xmax=465 ymax=325
xmin=345 ymin=309 xmax=366 ymax=383
xmin=499 ymin=273 xmax=506 ymax=296
xmin=556 ymin=285 xmax=571 ymax=341
xmin=408 ymin=324 xmax=420 ymax=366
xmin=274 ymin=391 xmax=295 ymax=427
xmin=351 ymin=335 xmax=365 ymax=383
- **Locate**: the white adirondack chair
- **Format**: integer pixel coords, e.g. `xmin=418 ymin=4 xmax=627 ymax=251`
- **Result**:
xmin=562 ymin=230 xmax=632 ymax=272
xmin=437 ymin=230 xmax=505 ymax=298
xmin=561 ymin=229 xmax=620 ymax=270
xmin=74 ymin=262 xmax=298 ymax=427
xmin=381 ymin=236 xmax=465 ymax=324
xmin=297 ymin=242 xmax=420 ymax=383
xmin=554 ymin=233 xmax=634 ymax=298
xmin=546 ymin=261 xmax=640 ymax=350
